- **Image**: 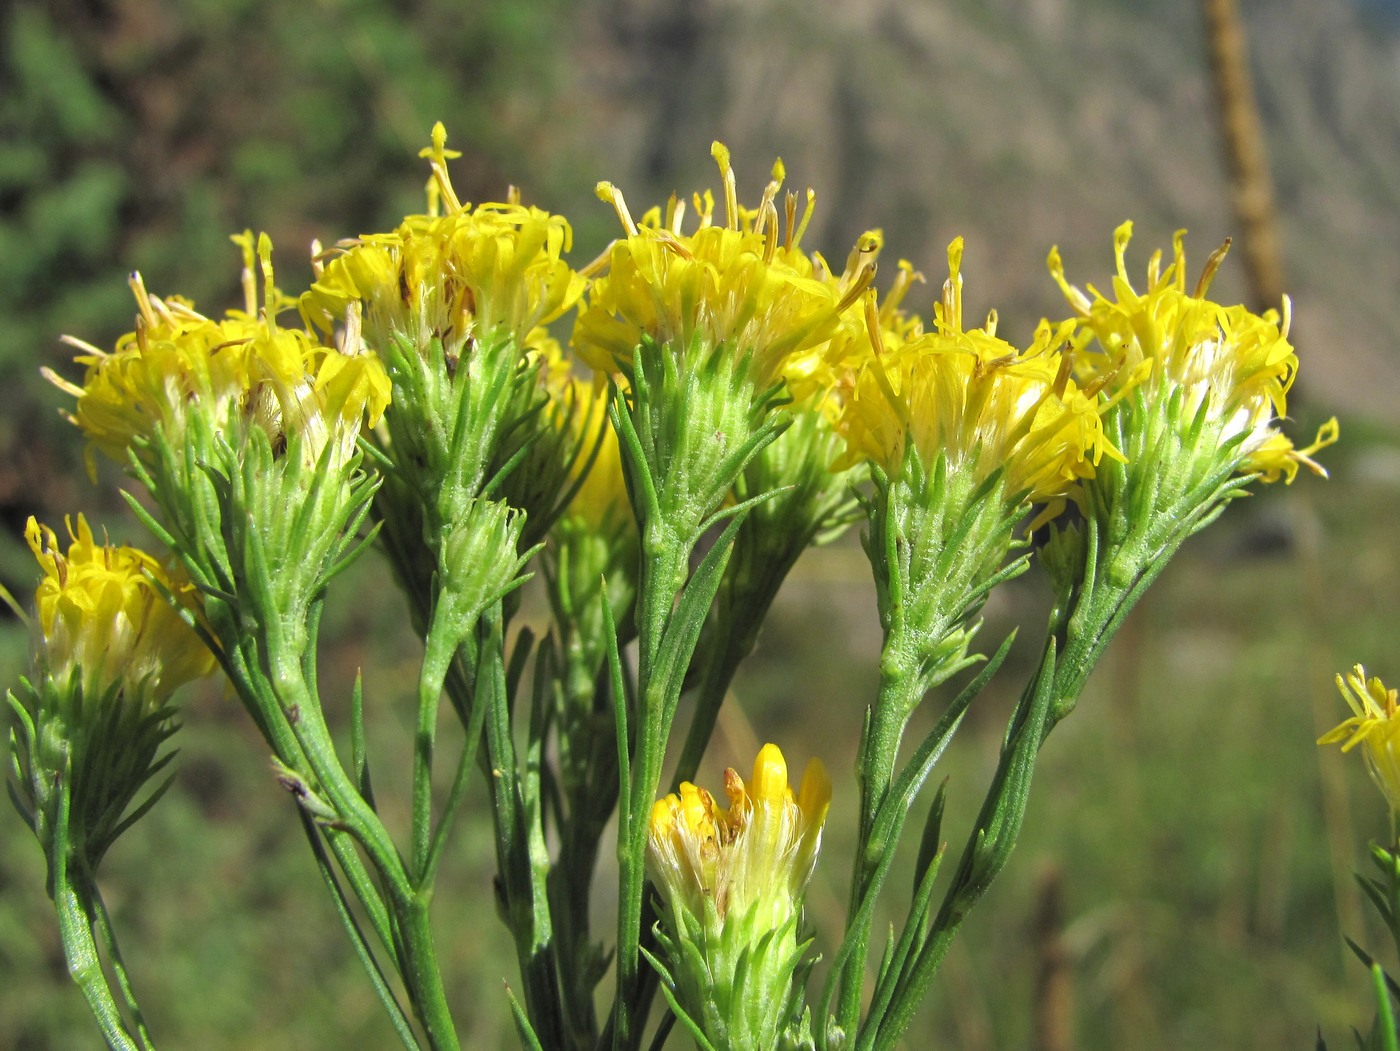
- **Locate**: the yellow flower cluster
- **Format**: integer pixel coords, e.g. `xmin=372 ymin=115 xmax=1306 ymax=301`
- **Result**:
xmin=648 ymin=743 xmax=831 ymax=923
xmin=55 ymin=233 xmax=390 ymax=476
xmin=574 ymin=144 xmax=871 ymax=389
xmin=1049 ymin=221 xmax=1336 ymax=483
xmin=1320 ymin=666 xmax=1400 ymax=815
xmin=26 ymin=515 xmax=215 ymax=707
xmin=837 ymin=239 xmax=1113 ymax=515
xmin=301 ymin=123 xmax=585 ymax=358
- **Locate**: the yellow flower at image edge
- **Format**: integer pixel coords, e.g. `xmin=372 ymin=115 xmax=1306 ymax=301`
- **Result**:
xmin=26 ymin=515 xmax=216 ymax=706
xmin=1320 ymin=665 xmax=1400 ymax=814
xmin=648 ymin=743 xmax=831 ymax=926
xmin=1049 ymin=221 xmax=1337 ymax=483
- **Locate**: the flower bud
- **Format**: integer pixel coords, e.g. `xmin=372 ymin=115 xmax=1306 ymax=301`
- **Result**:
xmin=647 ymin=744 xmax=829 ymax=1051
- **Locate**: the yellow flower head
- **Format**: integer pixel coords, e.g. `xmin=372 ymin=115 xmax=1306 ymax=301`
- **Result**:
xmin=56 ymin=233 xmax=390 ymax=476
xmin=574 ymin=144 xmax=870 ymax=389
xmin=839 ymin=239 xmax=1113 ymax=516
xmin=26 ymin=515 xmax=216 ymax=707
xmin=648 ymin=743 xmax=831 ymax=925
xmin=1320 ymin=665 xmax=1400 ymax=815
xmin=1049 ymin=221 xmax=1336 ymax=483
xmin=301 ymin=123 xmax=585 ymax=359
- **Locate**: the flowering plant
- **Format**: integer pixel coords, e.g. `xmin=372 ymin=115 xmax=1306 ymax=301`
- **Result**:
xmin=6 ymin=127 xmax=1335 ymax=1050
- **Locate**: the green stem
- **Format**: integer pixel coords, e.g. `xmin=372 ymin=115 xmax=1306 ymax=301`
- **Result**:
xmin=51 ymin=784 xmax=145 ymax=1051
xmin=669 ymin=611 xmax=749 ymax=791
xmin=413 ymin=597 xmax=460 ymax=882
xmin=549 ymin=654 xmax=617 ymax=1048
xmin=861 ymin=640 xmax=1056 ymax=1050
xmin=86 ymin=880 xmax=156 ymax=1051
xmin=398 ymin=897 xmax=459 ymax=1051
xmin=613 ymin=681 xmax=668 ymax=1051
xmin=835 ymin=662 xmax=926 ymax=1032
xmin=611 ymin=535 xmax=690 ymax=1051
xmin=264 ymin=653 xmax=459 ymax=1050
xmin=856 ymin=661 xmax=928 ymax=850
xmin=55 ymin=877 xmax=142 ymax=1051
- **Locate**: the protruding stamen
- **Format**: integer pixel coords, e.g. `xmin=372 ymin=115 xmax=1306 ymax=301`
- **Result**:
xmin=1112 ymin=221 xmax=1134 ymax=282
xmin=834 ymin=258 xmax=878 ymax=316
xmin=596 ymin=181 xmax=639 ymax=237
xmin=1147 ymin=248 xmax=1164 ymax=288
xmin=419 ymin=121 xmax=464 ymax=214
xmin=755 ymin=160 xmax=786 ymax=256
xmin=760 ymin=200 xmax=780 ymax=263
xmin=257 ymin=232 xmax=276 ymax=322
xmin=864 ymin=289 xmax=910 ymax=429
xmin=1046 ymin=246 xmax=1093 ymax=315
xmin=664 ymin=193 xmax=686 ymax=235
xmin=341 ymin=302 xmax=363 ymax=356
xmin=865 ymin=290 xmax=886 ymax=359
xmin=1170 ymin=229 xmax=1188 ymax=290
xmin=41 ymin=365 xmax=85 ymax=399
xmin=1194 ymin=237 xmax=1232 ymax=298
xmin=59 ymin=334 xmax=109 ymax=360
xmin=843 ymin=231 xmax=883 ymax=293
xmin=231 ymin=231 xmax=258 ymax=315
xmin=1290 ymin=416 xmax=1340 ymax=479
xmin=792 ymin=188 xmax=816 ymax=249
xmin=693 ymin=188 xmax=715 ymax=228
xmin=881 ymin=260 xmax=925 ymax=321
xmin=129 ymin=272 xmax=157 ymax=330
xmin=1053 ymin=347 xmax=1073 ymax=398
xmin=711 ymin=141 xmax=738 ymax=231
xmin=942 ymin=237 xmax=966 ymax=334
xmin=783 ymin=190 xmax=799 ymax=251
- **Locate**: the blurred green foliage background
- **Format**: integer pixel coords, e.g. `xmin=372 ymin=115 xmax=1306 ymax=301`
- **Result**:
xmin=3 ymin=0 xmax=1400 ymax=1046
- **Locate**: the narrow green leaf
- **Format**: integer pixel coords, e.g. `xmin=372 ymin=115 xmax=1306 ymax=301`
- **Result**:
xmin=295 ymin=808 xmax=421 ymax=1050
xmin=912 ymin=780 xmax=948 ymax=909
xmin=505 ymin=984 xmax=547 ymax=1051
xmin=350 ymin=673 xmax=376 ymax=807
xmin=641 ymin=947 xmax=718 ymax=1051
xmin=1346 ymin=938 xmax=1400 ymax=1004
xmin=654 ymin=510 xmax=748 ymax=722
xmin=1373 ymin=962 xmax=1399 ymax=1051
